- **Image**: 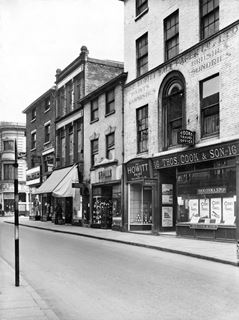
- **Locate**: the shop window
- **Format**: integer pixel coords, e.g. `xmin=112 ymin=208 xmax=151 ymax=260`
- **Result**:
xmin=136 ymin=0 xmax=148 ymax=17
xmin=106 ymin=89 xmax=115 ymax=115
xmin=136 ymin=105 xmax=148 ymax=153
xmin=162 ymin=74 xmax=184 ymax=148
xmin=106 ymin=132 xmax=115 ymax=160
xmin=4 ymin=164 xmax=14 ymax=180
xmin=200 ymin=74 xmax=219 ymax=137
xmin=136 ymin=33 xmax=148 ymax=77
xmin=44 ymin=123 xmax=50 ymax=143
xmin=200 ymin=0 xmax=219 ymax=40
xmin=91 ymin=138 xmax=99 ymax=167
xmin=31 ymin=107 xmax=36 ymax=121
xmin=45 ymin=97 xmax=50 ymax=112
xmin=91 ymin=98 xmax=99 ymax=122
xmin=164 ymin=10 xmax=179 ymax=61
xmin=31 ymin=131 xmax=36 ymax=150
xmin=3 ymin=140 xmax=14 ymax=151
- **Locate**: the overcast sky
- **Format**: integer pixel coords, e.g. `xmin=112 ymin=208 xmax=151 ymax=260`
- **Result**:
xmin=0 ymin=0 xmax=124 ymax=124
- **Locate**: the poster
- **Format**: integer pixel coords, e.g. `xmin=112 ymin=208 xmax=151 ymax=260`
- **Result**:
xmin=162 ymin=206 xmax=173 ymax=227
xmin=199 ymin=198 xmax=209 ymax=217
xmin=188 ymin=199 xmax=198 ymax=219
xmin=162 ymin=184 xmax=173 ymax=204
xmin=223 ymin=197 xmax=235 ymax=224
xmin=210 ymin=198 xmax=221 ymax=222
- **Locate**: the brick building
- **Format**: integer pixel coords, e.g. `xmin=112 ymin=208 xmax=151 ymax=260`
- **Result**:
xmin=0 ymin=122 xmax=30 ymax=215
xmin=23 ymin=87 xmax=56 ymax=220
xmin=37 ymin=46 xmax=124 ymax=225
xmin=120 ymin=0 xmax=239 ymax=240
xmin=82 ymin=72 xmax=127 ymax=229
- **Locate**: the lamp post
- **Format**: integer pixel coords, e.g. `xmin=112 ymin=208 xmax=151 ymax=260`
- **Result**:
xmin=14 ymin=139 xmax=20 ymax=286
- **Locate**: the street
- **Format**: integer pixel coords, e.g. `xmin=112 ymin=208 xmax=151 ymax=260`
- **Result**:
xmin=1 ymin=220 xmax=239 ymax=320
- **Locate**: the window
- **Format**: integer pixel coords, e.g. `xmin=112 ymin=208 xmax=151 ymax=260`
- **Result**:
xmin=31 ymin=108 xmax=36 ymax=121
xmin=91 ymin=139 xmax=99 ymax=167
xmin=45 ymin=97 xmax=50 ymax=111
xmin=31 ymin=131 xmax=36 ymax=150
xmin=136 ymin=0 xmax=148 ymax=16
xmin=69 ymin=125 xmax=74 ymax=164
xmin=162 ymin=75 xmax=184 ymax=148
xmin=200 ymin=0 xmax=219 ymax=40
xmin=3 ymin=140 xmax=14 ymax=151
xmin=4 ymin=164 xmax=14 ymax=180
xmin=44 ymin=123 xmax=50 ymax=143
xmin=106 ymin=133 xmax=115 ymax=160
xmin=201 ymin=74 xmax=219 ymax=137
xmin=61 ymin=133 xmax=66 ymax=166
xmin=66 ymin=81 xmax=73 ymax=113
xmin=77 ymin=120 xmax=83 ymax=161
xmin=106 ymin=89 xmax=115 ymax=115
xmin=136 ymin=105 xmax=148 ymax=153
xmin=91 ymin=98 xmax=99 ymax=122
xmin=164 ymin=10 xmax=179 ymax=61
xmin=136 ymin=33 xmax=148 ymax=77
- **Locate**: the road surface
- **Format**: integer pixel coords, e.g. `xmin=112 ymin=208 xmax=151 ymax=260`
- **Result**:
xmin=1 ymin=220 xmax=239 ymax=320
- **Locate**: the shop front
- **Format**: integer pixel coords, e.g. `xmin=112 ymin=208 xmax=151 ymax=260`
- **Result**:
xmin=152 ymin=140 xmax=239 ymax=241
xmin=125 ymin=158 xmax=156 ymax=231
xmin=90 ymin=164 xmax=122 ymax=230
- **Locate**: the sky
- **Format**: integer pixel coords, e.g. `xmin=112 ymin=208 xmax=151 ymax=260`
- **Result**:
xmin=0 ymin=0 xmax=124 ymax=124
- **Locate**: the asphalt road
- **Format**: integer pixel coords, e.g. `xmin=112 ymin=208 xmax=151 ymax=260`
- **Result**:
xmin=1 ymin=220 xmax=239 ymax=320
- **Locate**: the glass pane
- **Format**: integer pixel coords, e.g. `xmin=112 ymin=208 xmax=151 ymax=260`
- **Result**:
xmin=202 ymin=75 xmax=219 ymax=98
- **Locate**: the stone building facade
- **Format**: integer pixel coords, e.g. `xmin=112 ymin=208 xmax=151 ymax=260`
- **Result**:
xmin=0 ymin=122 xmax=30 ymax=215
xmin=121 ymin=0 xmax=239 ymax=240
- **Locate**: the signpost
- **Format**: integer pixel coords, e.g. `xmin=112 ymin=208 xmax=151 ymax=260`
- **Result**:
xmin=14 ymin=140 xmax=20 ymax=286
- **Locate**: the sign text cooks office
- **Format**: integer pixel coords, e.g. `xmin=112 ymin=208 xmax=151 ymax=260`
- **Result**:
xmin=125 ymin=135 xmax=239 ymax=241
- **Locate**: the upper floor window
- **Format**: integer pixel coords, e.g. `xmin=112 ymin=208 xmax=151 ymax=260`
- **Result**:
xmin=77 ymin=120 xmax=83 ymax=161
xmin=106 ymin=133 xmax=115 ymax=160
xmin=31 ymin=131 xmax=36 ymax=150
xmin=3 ymin=140 xmax=14 ymax=151
xmin=200 ymin=74 xmax=219 ymax=137
xmin=4 ymin=164 xmax=14 ymax=180
xmin=136 ymin=105 xmax=148 ymax=153
xmin=45 ymin=97 xmax=51 ymax=112
xmin=44 ymin=123 xmax=50 ymax=143
xmin=200 ymin=0 xmax=219 ymax=40
xmin=91 ymin=138 xmax=99 ymax=167
xmin=106 ymin=89 xmax=115 ymax=115
xmin=31 ymin=107 xmax=36 ymax=121
xmin=136 ymin=0 xmax=148 ymax=17
xmin=164 ymin=10 xmax=179 ymax=61
xmin=91 ymin=98 xmax=99 ymax=122
xmin=66 ymin=81 xmax=73 ymax=113
xmin=136 ymin=33 xmax=148 ymax=77
xmin=61 ymin=129 xmax=66 ymax=166
xmin=162 ymin=73 xmax=184 ymax=148
xmin=69 ymin=125 xmax=74 ymax=164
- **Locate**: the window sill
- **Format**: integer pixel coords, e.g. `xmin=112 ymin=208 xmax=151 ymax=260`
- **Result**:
xmin=135 ymin=8 xmax=149 ymax=22
xmin=201 ymin=132 xmax=219 ymax=141
xmin=137 ymin=150 xmax=148 ymax=155
xmin=44 ymin=108 xmax=50 ymax=113
xmin=90 ymin=118 xmax=99 ymax=124
xmin=30 ymin=148 xmax=36 ymax=152
xmin=44 ymin=141 xmax=50 ymax=145
xmin=31 ymin=118 xmax=36 ymax=123
xmin=105 ymin=110 xmax=115 ymax=118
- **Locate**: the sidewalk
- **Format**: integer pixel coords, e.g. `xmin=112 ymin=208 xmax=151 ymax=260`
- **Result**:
xmin=4 ymin=216 xmax=239 ymax=267
xmin=0 ymin=257 xmax=59 ymax=320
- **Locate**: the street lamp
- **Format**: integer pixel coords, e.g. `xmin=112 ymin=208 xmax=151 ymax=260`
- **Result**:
xmin=14 ymin=139 xmax=19 ymax=287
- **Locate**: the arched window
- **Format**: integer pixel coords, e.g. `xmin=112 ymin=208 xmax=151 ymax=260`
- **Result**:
xmin=161 ymin=72 xmax=185 ymax=148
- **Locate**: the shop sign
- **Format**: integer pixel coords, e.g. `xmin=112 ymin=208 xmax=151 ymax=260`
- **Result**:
xmin=26 ymin=166 xmax=41 ymax=186
xmin=197 ymin=187 xmax=226 ymax=195
xmin=98 ymin=168 xmax=112 ymax=182
xmin=177 ymin=130 xmax=195 ymax=145
xmin=126 ymin=158 xmax=151 ymax=181
xmin=91 ymin=166 xmax=119 ymax=184
xmin=153 ymin=140 xmax=239 ymax=169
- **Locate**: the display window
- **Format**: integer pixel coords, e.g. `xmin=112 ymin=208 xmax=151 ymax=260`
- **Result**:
xmin=177 ymin=159 xmax=236 ymax=225
xmin=129 ymin=184 xmax=152 ymax=225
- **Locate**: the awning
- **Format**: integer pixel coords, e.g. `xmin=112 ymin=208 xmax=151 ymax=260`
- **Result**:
xmin=35 ymin=165 xmax=77 ymax=195
xmin=52 ymin=165 xmax=79 ymax=198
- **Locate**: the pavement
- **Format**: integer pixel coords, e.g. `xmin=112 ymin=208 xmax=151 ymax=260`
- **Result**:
xmin=1 ymin=215 xmax=238 ymax=319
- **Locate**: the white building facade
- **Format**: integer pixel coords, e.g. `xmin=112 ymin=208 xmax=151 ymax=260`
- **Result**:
xmin=121 ymin=0 xmax=239 ymax=240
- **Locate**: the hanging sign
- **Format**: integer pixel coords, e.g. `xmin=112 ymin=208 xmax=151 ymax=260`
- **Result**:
xmin=177 ymin=130 xmax=195 ymax=145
